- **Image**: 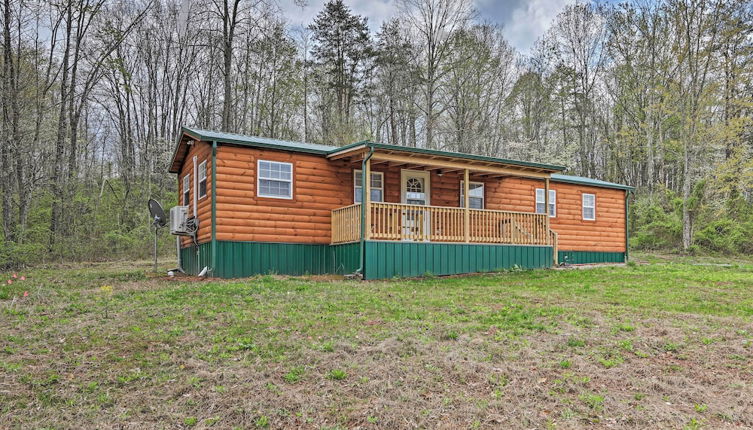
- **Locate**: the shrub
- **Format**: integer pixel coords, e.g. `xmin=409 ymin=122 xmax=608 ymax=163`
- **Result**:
xmin=630 ymin=196 xmax=682 ymax=250
xmin=695 ymin=219 xmax=753 ymax=254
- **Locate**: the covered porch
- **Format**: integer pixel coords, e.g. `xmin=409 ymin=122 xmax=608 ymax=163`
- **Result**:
xmin=328 ymin=143 xmax=561 ymax=262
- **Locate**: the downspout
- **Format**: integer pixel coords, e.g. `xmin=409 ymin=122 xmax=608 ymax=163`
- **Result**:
xmin=210 ymin=141 xmax=217 ymax=276
xmin=356 ymin=145 xmax=375 ymax=278
xmin=176 ymin=175 xmax=184 ymax=273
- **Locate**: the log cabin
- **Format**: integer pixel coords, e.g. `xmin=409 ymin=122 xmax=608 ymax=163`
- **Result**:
xmin=169 ymin=127 xmax=634 ymax=279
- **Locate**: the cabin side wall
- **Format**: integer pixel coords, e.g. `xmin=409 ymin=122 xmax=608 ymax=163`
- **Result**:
xmin=177 ymin=141 xmax=213 ymax=246
xmin=486 ymin=178 xmax=626 ymax=254
xmin=214 ymin=145 xmax=352 ymax=244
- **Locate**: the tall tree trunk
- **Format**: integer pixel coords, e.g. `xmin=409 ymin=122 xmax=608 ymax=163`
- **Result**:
xmin=681 ymin=137 xmax=692 ymax=251
xmin=1 ymin=0 xmax=17 ymax=241
xmin=50 ymin=3 xmax=73 ymax=248
xmin=220 ymin=0 xmax=240 ymax=132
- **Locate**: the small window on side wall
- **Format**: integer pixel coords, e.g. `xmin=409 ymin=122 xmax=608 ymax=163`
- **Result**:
xmin=183 ymin=174 xmax=190 ymax=206
xmin=535 ymin=189 xmax=556 ymax=217
xmin=354 ymin=170 xmax=384 ymax=202
xmin=198 ymin=161 xmax=207 ymax=199
xmin=258 ymin=160 xmax=293 ymax=199
xmin=460 ymin=181 xmax=484 ymax=209
xmin=582 ymin=193 xmax=596 ymax=220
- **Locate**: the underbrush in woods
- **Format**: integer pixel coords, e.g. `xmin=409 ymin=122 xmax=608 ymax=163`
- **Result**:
xmin=631 ymin=188 xmax=753 ymax=254
xmin=0 ymin=178 xmax=177 ymax=269
xmin=1 ymin=255 xmax=752 ymax=428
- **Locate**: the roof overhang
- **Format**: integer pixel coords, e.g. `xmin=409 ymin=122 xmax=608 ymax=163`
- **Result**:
xmin=169 ymin=129 xmax=204 ymax=173
xmin=328 ymin=143 xmax=566 ymax=179
xmin=551 ymin=174 xmax=635 ymax=191
xmin=169 ymin=127 xmax=337 ymax=173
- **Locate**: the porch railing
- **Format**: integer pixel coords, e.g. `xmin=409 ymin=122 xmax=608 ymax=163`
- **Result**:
xmin=331 ymin=203 xmax=362 ymax=244
xmin=331 ymin=202 xmax=552 ymax=246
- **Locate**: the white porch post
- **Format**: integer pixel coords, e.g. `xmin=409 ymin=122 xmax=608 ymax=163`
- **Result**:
xmin=464 ymin=169 xmax=470 ymax=243
xmin=545 ymin=177 xmax=550 ymax=245
xmin=364 ymin=156 xmax=372 ymax=240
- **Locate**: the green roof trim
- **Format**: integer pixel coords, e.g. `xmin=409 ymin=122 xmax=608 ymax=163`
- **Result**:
xmin=551 ymin=173 xmax=634 ymax=191
xmin=182 ymin=127 xmax=339 ymax=154
xmin=360 ymin=142 xmax=567 ymax=172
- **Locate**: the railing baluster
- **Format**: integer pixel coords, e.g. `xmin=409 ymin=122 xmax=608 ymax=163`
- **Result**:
xmin=331 ymin=202 xmax=549 ymax=246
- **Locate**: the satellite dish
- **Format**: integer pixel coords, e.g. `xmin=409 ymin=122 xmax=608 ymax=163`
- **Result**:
xmin=148 ymin=199 xmax=167 ymax=228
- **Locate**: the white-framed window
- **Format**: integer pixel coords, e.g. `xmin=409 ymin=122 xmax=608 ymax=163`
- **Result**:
xmin=354 ymin=170 xmax=384 ymax=202
xmin=460 ymin=181 xmax=484 ymax=209
xmin=198 ymin=161 xmax=207 ymax=199
xmin=535 ymin=188 xmax=556 ymax=217
xmin=582 ymin=193 xmax=596 ymax=220
xmin=257 ymin=160 xmax=293 ymax=199
xmin=182 ymin=174 xmax=190 ymax=206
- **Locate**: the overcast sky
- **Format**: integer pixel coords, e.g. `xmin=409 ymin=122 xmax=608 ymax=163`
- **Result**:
xmin=280 ymin=0 xmax=576 ymax=54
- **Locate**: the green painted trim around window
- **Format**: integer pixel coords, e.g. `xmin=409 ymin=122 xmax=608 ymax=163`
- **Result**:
xmin=363 ymin=241 xmax=553 ymax=280
xmin=558 ymin=250 xmax=625 ymax=265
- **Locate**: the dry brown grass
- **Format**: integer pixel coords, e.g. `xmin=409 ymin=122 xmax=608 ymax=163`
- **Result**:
xmin=1 ymin=256 xmax=752 ymax=429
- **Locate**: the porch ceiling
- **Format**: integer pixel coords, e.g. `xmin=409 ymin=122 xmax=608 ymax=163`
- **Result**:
xmin=329 ymin=144 xmax=563 ymax=179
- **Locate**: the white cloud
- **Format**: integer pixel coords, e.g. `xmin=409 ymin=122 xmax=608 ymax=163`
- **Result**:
xmin=280 ymin=0 xmax=574 ymax=53
xmin=477 ymin=0 xmax=576 ymax=53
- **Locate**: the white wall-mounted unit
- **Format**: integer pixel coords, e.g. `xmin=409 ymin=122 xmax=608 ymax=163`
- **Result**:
xmin=170 ymin=206 xmax=189 ymax=234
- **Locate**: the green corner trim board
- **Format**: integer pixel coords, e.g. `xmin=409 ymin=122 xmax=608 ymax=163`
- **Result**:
xmin=180 ymin=240 xmax=557 ymax=280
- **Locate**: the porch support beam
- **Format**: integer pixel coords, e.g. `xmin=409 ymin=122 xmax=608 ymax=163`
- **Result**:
xmin=330 ymin=144 xmax=367 ymax=160
xmin=364 ymin=156 xmax=372 ymax=240
xmin=371 ymin=152 xmax=551 ymax=179
xmin=464 ymin=169 xmax=470 ymax=243
xmin=545 ymin=177 xmax=550 ymax=245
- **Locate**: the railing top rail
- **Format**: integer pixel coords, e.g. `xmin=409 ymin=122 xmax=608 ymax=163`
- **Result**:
xmin=468 ymin=208 xmax=547 ymax=217
xmin=359 ymin=201 xmax=544 ymax=217
xmin=333 ymin=203 xmax=362 ymax=211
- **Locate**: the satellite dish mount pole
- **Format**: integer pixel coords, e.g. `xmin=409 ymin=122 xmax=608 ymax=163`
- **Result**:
xmin=153 ymin=217 xmax=159 ymax=273
xmin=148 ymin=199 xmax=167 ymax=274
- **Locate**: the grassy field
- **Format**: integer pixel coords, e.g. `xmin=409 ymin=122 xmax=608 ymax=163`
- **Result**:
xmin=1 ymin=254 xmax=752 ymax=429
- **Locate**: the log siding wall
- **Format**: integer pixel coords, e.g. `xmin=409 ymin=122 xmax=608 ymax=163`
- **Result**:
xmin=175 ymin=144 xmax=625 ymax=253
xmin=177 ymin=141 xmax=212 ymax=246
xmin=214 ymin=145 xmax=351 ymax=244
xmin=357 ymin=166 xmax=625 ymax=253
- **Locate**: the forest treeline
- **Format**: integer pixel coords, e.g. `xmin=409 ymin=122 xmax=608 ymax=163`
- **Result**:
xmin=0 ymin=0 xmax=751 ymax=267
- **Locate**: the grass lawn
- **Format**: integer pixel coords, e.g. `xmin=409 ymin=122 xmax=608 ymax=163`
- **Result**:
xmin=1 ymin=253 xmax=752 ymax=429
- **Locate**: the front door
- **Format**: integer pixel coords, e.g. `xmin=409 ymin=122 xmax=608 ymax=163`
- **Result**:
xmin=400 ymin=170 xmax=431 ymax=240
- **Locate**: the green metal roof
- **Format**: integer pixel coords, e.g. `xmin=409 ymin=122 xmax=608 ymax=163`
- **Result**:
xmin=183 ymin=127 xmax=338 ymax=154
xmin=551 ymin=173 xmax=634 ymax=191
xmin=358 ymin=142 xmax=567 ymax=172
xmin=173 ymin=128 xmax=567 ymax=173
xmin=173 ymin=128 xmax=634 ymax=191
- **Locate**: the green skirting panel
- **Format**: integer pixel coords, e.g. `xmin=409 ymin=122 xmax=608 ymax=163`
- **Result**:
xmin=363 ymin=241 xmax=553 ymax=280
xmin=179 ymin=242 xmax=212 ymax=276
xmin=558 ymin=250 xmax=625 ymax=265
xmin=182 ymin=241 xmax=360 ymax=278
xmin=182 ymin=240 xmax=554 ymax=279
